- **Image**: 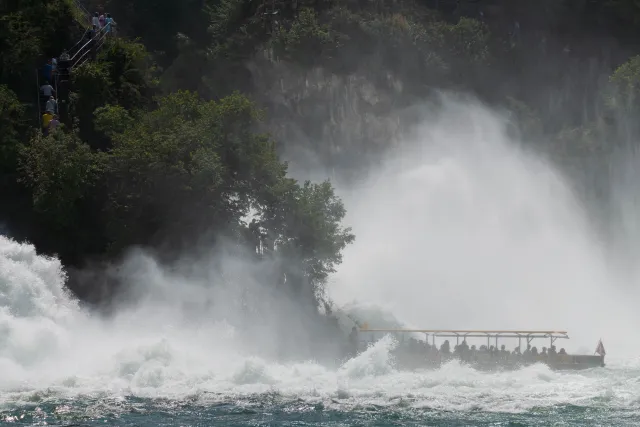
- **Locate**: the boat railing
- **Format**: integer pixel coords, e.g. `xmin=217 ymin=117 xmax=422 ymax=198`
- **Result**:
xmin=359 ymin=327 xmax=570 ymax=349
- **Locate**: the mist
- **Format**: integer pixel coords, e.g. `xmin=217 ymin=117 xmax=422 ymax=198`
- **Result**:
xmin=327 ymin=95 xmax=640 ymax=357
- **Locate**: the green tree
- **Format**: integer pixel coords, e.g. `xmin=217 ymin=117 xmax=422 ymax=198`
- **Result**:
xmin=18 ymin=130 xmax=108 ymax=262
xmin=103 ymin=91 xmax=282 ymax=252
xmin=0 ymin=85 xmax=25 ymax=177
xmin=258 ymin=179 xmax=354 ymax=300
xmin=69 ymin=38 xmax=158 ymax=148
xmin=0 ymin=0 xmax=78 ymax=98
xmin=100 ymin=90 xmax=354 ymax=301
xmin=272 ymin=8 xmax=342 ymax=67
xmin=607 ymin=55 xmax=640 ymax=113
xmin=0 ymin=85 xmax=30 ymax=227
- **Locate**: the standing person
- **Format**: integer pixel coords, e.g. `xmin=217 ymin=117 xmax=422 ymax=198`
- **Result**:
xmin=51 ymin=57 xmax=57 ymax=78
xmin=41 ymin=81 xmax=55 ymax=97
xmin=48 ymin=115 xmax=60 ymax=133
xmin=99 ymin=12 xmax=105 ymax=29
xmin=85 ymin=25 xmax=95 ymax=42
xmin=42 ymin=111 xmax=53 ymax=135
xmin=45 ymin=96 xmax=58 ymax=114
xmin=92 ymin=12 xmax=100 ymax=28
xmin=43 ymin=59 xmax=53 ymax=81
xmin=105 ymin=13 xmax=116 ymax=36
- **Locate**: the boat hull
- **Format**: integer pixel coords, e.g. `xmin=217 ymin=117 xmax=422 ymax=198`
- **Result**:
xmin=387 ymin=351 xmax=605 ymax=371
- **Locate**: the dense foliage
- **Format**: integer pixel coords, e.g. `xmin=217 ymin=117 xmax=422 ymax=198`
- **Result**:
xmin=3 ymin=0 xmax=640 ymax=304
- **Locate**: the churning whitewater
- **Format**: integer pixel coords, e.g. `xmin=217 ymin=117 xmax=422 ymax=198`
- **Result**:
xmin=3 ymin=99 xmax=640 ymax=425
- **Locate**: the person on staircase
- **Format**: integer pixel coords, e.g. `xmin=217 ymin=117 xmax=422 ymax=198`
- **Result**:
xmin=42 ymin=111 xmax=53 ymax=135
xmin=105 ymin=13 xmax=116 ymax=37
xmin=85 ymin=25 xmax=96 ymax=40
xmin=92 ymin=12 xmax=100 ymax=29
xmin=43 ymin=59 xmax=53 ymax=82
xmin=48 ymin=115 xmax=60 ymax=133
xmin=40 ymin=80 xmax=55 ymax=108
xmin=45 ymin=96 xmax=58 ymax=115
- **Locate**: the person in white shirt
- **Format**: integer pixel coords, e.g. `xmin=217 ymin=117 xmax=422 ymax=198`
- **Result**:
xmin=92 ymin=12 xmax=100 ymax=28
xmin=41 ymin=81 xmax=55 ymax=97
xmin=45 ymin=96 xmax=57 ymax=114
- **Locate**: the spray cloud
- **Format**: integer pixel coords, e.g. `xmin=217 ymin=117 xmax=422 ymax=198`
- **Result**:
xmin=329 ymin=95 xmax=640 ymax=356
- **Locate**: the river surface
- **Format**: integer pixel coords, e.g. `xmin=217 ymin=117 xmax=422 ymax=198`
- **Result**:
xmin=1 ymin=357 xmax=639 ymax=426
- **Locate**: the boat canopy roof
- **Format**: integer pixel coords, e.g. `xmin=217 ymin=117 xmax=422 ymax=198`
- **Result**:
xmin=358 ymin=327 xmax=569 ymax=340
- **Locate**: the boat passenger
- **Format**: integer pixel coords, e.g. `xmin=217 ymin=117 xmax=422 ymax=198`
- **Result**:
xmin=513 ymin=346 xmax=521 ymax=355
xmin=549 ymin=345 xmax=557 ymax=356
xmin=541 ymin=347 xmax=548 ymax=357
xmin=440 ymin=340 xmax=451 ymax=354
xmin=489 ymin=345 xmax=496 ymax=357
xmin=558 ymin=348 xmax=567 ymax=355
xmin=456 ymin=340 xmax=469 ymax=360
xmin=469 ymin=344 xmax=477 ymax=361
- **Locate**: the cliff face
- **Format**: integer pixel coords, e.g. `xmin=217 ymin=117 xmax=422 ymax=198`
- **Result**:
xmin=248 ymin=55 xmax=407 ymax=178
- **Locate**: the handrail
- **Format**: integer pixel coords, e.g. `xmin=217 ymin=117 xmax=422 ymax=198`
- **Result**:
xmin=70 ymin=27 xmax=109 ymax=68
xmin=74 ymin=0 xmax=92 ymax=23
xmin=36 ymin=2 xmax=118 ymax=128
xmin=359 ymin=328 xmax=570 ymax=339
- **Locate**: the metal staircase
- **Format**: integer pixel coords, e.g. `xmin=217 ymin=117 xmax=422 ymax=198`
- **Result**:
xmin=39 ymin=0 xmax=113 ymax=128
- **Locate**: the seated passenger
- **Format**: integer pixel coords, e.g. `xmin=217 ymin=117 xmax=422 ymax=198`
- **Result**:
xmin=512 ymin=346 xmax=521 ymax=355
xmin=531 ymin=346 xmax=539 ymax=356
xmin=541 ymin=347 xmax=548 ymax=357
xmin=549 ymin=345 xmax=557 ymax=356
xmin=440 ymin=340 xmax=451 ymax=354
xmin=456 ymin=340 xmax=469 ymax=361
xmin=489 ymin=345 xmax=496 ymax=357
xmin=558 ymin=348 xmax=567 ymax=355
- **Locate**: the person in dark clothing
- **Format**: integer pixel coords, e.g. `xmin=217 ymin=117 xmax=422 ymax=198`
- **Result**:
xmin=86 ymin=25 xmax=96 ymax=41
xmin=43 ymin=59 xmax=53 ymax=81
